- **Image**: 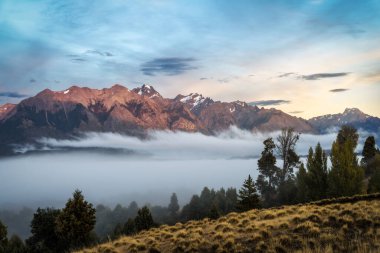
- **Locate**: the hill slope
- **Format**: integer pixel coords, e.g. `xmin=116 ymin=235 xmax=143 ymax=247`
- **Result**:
xmin=78 ymin=194 xmax=380 ymax=253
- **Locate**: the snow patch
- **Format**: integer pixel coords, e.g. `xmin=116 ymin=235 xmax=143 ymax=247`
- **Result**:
xmin=63 ymin=90 xmax=70 ymax=94
xmin=143 ymin=84 xmax=152 ymax=90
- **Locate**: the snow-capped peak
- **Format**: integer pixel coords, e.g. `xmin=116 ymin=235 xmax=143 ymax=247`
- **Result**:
xmin=132 ymin=84 xmax=162 ymax=99
xmin=179 ymin=93 xmax=205 ymax=108
xmin=343 ymin=108 xmax=363 ymax=115
xmin=142 ymin=84 xmax=152 ymax=90
xmin=233 ymin=101 xmax=247 ymax=107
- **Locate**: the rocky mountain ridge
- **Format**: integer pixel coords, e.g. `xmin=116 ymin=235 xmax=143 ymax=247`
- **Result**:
xmin=0 ymin=84 xmax=378 ymax=155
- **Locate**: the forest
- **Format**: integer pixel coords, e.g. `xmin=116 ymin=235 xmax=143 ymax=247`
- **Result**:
xmin=0 ymin=125 xmax=379 ymax=253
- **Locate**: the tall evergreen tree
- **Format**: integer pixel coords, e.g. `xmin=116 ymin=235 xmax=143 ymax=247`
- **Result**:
xmin=134 ymin=206 xmax=155 ymax=232
xmin=7 ymin=235 xmax=26 ymax=253
xmin=256 ymin=138 xmax=280 ymax=206
xmin=296 ymin=163 xmax=309 ymax=203
xmin=26 ymin=208 xmax=63 ymax=253
xmin=225 ymin=188 xmax=238 ymax=213
xmin=208 ymin=204 xmax=220 ymax=220
xmin=328 ymin=126 xmax=364 ymax=197
xmin=337 ymin=125 xmax=359 ymax=148
xmin=362 ymin=136 xmax=377 ymax=176
xmin=307 ymin=143 xmax=328 ymax=200
xmin=237 ymin=175 xmax=260 ymax=212
xmin=168 ymin=193 xmax=179 ymax=217
xmin=0 ymin=220 xmax=7 ymax=253
xmin=123 ymin=218 xmax=136 ymax=235
xmin=56 ymin=190 xmax=96 ymax=250
xmin=368 ymin=154 xmax=380 ymax=193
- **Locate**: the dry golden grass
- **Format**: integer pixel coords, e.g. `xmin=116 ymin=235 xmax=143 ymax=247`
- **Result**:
xmin=76 ymin=195 xmax=380 ymax=253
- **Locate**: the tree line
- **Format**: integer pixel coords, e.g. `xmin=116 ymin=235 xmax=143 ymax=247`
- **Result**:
xmin=240 ymin=125 xmax=380 ymax=210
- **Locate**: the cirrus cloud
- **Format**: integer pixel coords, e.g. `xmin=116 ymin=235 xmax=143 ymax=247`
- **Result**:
xmin=141 ymin=57 xmax=197 ymax=76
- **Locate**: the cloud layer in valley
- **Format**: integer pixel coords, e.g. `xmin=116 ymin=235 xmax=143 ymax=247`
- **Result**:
xmin=18 ymin=126 xmax=371 ymax=159
xmin=1 ymin=127 xmax=377 ymax=209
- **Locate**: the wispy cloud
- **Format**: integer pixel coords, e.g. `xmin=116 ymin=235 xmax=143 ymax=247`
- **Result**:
xmin=71 ymin=58 xmax=87 ymax=62
xmin=141 ymin=57 xmax=197 ymax=76
xmin=249 ymin=100 xmax=290 ymax=106
xmin=289 ymin=111 xmax=303 ymax=114
xmin=278 ymin=72 xmax=296 ymax=78
xmin=0 ymin=92 xmax=28 ymax=98
xmin=85 ymin=50 xmax=113 ymax=57
xmin=217 ymin=76 xmax=239 ymax=84
xmin=300 ymin=72 xmax=349 ymax=80
xmin=329 ymin=88 xmax=349 ymax=93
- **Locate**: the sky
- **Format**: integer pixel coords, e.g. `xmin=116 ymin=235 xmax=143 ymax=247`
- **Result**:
xmin=0 ymin=0 xmax=379 ymax=118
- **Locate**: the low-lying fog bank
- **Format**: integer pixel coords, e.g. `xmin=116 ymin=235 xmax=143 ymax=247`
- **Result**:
xmin=0 ymin=127 xmax=376 ymax=209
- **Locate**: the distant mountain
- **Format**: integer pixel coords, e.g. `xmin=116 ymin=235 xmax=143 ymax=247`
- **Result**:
xmin=0 ymin=103 xmax=16 ymax=121
xmin=308 ymin=108 xmax=380 ymax=133
xmin=0 ymin=84 xmax=314 ymax=155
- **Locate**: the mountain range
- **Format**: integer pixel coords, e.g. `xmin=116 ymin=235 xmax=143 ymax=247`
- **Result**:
xmin=0 ymin=84 xmax=379 ymax=155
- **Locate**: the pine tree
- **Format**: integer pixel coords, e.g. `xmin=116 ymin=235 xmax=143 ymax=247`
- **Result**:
xmin=168 ymin=193 xmax=179 ymax=217
xmin=123 ymin=218 xmax=136 ymax=235
xmin=56 ymin=190 xmax=96 ymax=250
xmin=0 ymin=220 xmax=7 ymax=253
xmin=362 ymin=136 xmax=377 ymax=176
xmin=225 ymin=188 xmax=238 ymax=212
xmin=237 ymin=175 xmax=260 ymax=212
xmin=256 ymin=138 xmax=280 ymax=207
xmin=208 ymin=204 xmax=220 ymax=220
xmin=296 ymin=163 xmax=309 ymax=203
xmin=134 ymin=206 xmax=155 ymax=232
xmin=328 ymin=126 xmax=364 ymax=197
xmin=26 ymin=208 xmax=63 ymax=253
xmin=368 ymin=154 xmax=380 ymax=193
xmin=307 ymin=143 xmax=328 ymax=200
xmin=7 ymin=235 xmax=26 ymax=253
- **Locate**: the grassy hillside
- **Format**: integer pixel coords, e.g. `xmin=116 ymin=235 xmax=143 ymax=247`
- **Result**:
xmin=77 ymin=194 xmax=380 ymax=253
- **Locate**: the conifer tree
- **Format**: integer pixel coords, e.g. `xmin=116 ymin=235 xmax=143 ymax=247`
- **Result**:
xmin=123 ymin=218 xmax=136 ymax=235
xmin=208 ymin=204 xmax=220 ymax=220
xmin=0 ymin=220 xmax=7 ymax=253
xmin=168 ymin=193 xmax=180 ymax=217
xmin=134 ymin=206 xmax=155 ymax=232
xmin=56 ymin=190 xmax=96 ymax=250
xmin=237 ymin=175 xmax=260 ymax=212
xmin=296 ymin=163 xmax=309 ymax=203
xmin=368 ymin=154 xmax=380 ymax=193
xmin=256 ymin=138 xmax=280 ymax=206
xmin=328 ymin=126 xmax=364 ymax=197
xmin=307 ymin=143 xmax=328 ymax=200
xmin=26 ymin=208 xmax=63 ymax=253
xmin=362 ymin=136 xmax=377 ymax=176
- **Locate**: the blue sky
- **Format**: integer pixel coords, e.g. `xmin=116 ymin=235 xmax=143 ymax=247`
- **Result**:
xmin=0 ymin=0 xmax=379 ymax=118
